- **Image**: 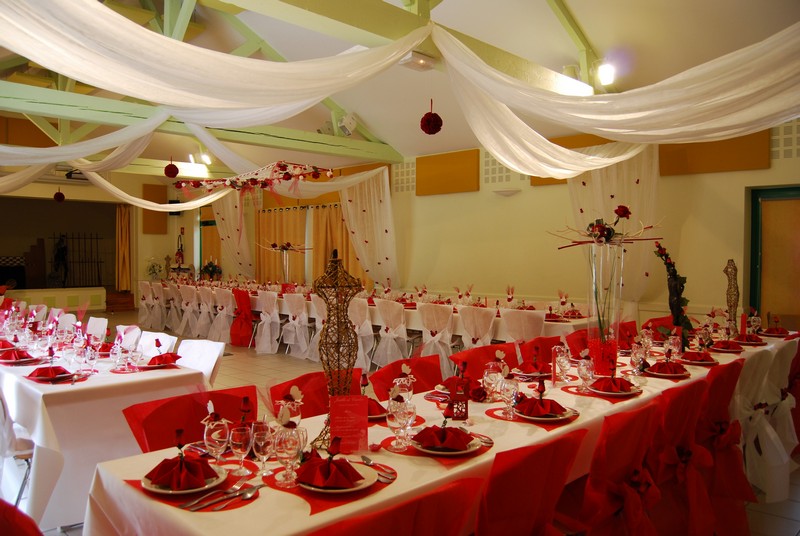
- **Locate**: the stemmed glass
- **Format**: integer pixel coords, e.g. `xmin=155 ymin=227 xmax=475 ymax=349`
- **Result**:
xmin=554 ymin=346 xmax=571 ymax=382
xmin=667 ymin=335 xmax=682 ymax=360
xmin=386 ymin=400 xmax=416 ymax=452
xmin=631 ymin=343 xmax=645 ymax=376
xmin=640 ymin=327 xmax=653 ymax=358
xmin=251 ymin=421 xmax=274 ymax=477
xmin=274 ymin=426 xmax=307 ymax=488
xmin=751 ymin=315 xmax=762 ymax=334
xmin=577 ymin=359 xmax=594 ymax=393
xmin=498 ymin=377 xmax=518 ymax=420
xmin=229 ymin=426 xmax=254 ymax=477
xmin=482 ymin=362 xmax=503 ymax=402
xmin=203 ymin=420 xmax=229 ymax=467
xmin=392 ymin=376 xmax=414 ymax=402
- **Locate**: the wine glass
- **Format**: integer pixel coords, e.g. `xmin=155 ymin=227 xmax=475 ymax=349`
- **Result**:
xmin=498 ymin=377 xmax=518 ymax=420
xmin=203 ymin=420 xmax=229 ymax=467
xmin=229 ymin=426 xmax=253 ymax=477
xmin=274 ymin=426 xmax=306 ymax=488
xmin=392 ymin=376 xmax=414 ymax=402
xmin=252 ymin=422 xmax=274 ymax=477
xmin=667 ymin=335 xmax=683 ymax=360
xmin=751 ymin=315 xmax=762 ymax=334
xmin=482 ymin=362 xmax=503 ymax=402
xmin=386 ymin=400 xmax=416 ymax=452
xmin=577 ymin=359 xmax=594 ymax=393
xmin=631 ymin=343 xmax=645 ymax=376
xmin=554 ymin=346 xmax=571 ymax=382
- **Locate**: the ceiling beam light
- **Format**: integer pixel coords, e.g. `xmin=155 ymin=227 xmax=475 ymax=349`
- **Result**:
xmin=596 ymin=62 xmax=615 ymax=86
xmin=399 ymin=50 xmax=437 ymax=71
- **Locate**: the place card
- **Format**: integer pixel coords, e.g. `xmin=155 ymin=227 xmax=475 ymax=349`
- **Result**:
xmin=329 ymin=395 xmax=368 ymax=453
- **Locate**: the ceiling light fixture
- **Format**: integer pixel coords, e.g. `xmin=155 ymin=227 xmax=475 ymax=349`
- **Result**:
xmin=596 ymin=61 xmax=616 ymax=86
xmin=399 ymin=50 xmax=437 ymax=71
xmin=337 ymin=113 xmax=357 ymax=137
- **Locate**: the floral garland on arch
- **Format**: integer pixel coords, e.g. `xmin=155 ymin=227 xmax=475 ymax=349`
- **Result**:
xmin=173 ymin=160 xmax=334 ymax=208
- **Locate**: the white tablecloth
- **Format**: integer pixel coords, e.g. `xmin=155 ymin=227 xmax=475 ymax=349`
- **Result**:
xmin=83 ymin=340 xmax=794 ymax=535
xmin=0 ymin=357 xmax=207 ymax=530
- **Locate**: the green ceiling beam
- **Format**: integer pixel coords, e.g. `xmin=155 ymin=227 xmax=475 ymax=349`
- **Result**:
xmin=23 ymin=114 xmax=59 ymax=144
xmin=114 ymin=157 xmax=231 ymax=178
xmin=0 ymin=55 xmax=29 ymax=72
xmin=546 ymin=0 xmax=597 ymax=86
xmin=0 ymin=80 xmax=404 ymax=162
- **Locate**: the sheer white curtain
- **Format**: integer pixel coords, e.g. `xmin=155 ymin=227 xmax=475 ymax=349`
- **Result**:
xmin=566 ymin=145 xmax=659 ymax=321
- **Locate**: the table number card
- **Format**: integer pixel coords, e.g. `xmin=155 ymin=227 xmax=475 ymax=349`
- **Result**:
xmin=329 ymin=395 xmax=368 ymax=453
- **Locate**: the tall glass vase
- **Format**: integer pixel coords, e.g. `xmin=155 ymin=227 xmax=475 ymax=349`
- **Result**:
xmin=281 ymin=250 xmax=290 ymax=283
xmin=587 ymin=243 xmax=625 ymax=376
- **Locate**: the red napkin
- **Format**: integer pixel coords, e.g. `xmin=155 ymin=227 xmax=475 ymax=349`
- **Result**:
xmin=764 ymin=327 xmax=789 ymax=335
xmin=367 ymin=398 xmax=387 ymax=416
xmin=0 ymin=339 xmax=13 ymax=350
xmin=565 ymin=330 xmax=588 ymax=358
xmin=145 ymin=455 xmax=218 ymax=491
xmin=148 ymin=352 xmax=181 ymax=366
xmin=590 ymin=376 xmax=634 ymax=393
xmin=442 ymin=376 xmax=485 ymax=402
xmin=412 ymin=425 xmax=473 ymax=452
xmin=95 ymin=342 xmax=114 ymax=353
xmin=514 ymin=393 xmax=566 ymax=417
xmin=295 ymin=450 xmax=364 ymax=489
xmin=563 ymin=309 xmax=583 ymax=319
xmin=26 ymin=365 xmax=69 ymax=379
xmin=617 ymin=321 xmax=638 ymax=351
xmin=0 ymin=349 xmax=32 ymax=361
xmin=648 ymin=361 xmax=688 ymax=375
xmin=735 ymin=333 xmax=763 ymax=343
xmin=681 ymin=350 xmax=715 ymax=363
xmin=713 ymin=340 xmax=743 ymax=351
xmin=545 ymin=313 xmax=560 ymax=321
xmin=517 ymin=360 xmax=551 ymax=374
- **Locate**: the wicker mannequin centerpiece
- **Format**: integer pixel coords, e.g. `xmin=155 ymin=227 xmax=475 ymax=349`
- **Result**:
xmin=310 ymin=249 xmax=361 ymax=449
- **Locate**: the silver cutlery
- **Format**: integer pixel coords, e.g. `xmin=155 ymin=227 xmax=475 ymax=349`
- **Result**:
xmin=211 ymin=484 xmax=265 ymax=511
xmin=189 ymin=484 xmax=265 ymax=512
xmin=459 ymin=427 xmax=494 ymax=447
xmin=178 ymin=476 xmax=249 ymax=509
xmin=359 ymin=456 xmax=397 ymax=481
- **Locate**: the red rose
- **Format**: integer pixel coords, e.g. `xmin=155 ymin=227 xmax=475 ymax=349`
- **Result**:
xmin=469 ymin=386 xmax=487 ymax=402
xmin=614 ymin=205 xmax=632 ymax=219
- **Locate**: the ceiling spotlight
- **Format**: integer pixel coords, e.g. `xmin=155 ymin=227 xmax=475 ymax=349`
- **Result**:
xmin=200 ymin=153 xmax=212 ymax=165
xmin=399 ymin=50 xmax=437 ymax=71
xmin=337 ymin=113 xmax=357 ymax=137
xmin=596 ymin=62 xmax=616 ymax=86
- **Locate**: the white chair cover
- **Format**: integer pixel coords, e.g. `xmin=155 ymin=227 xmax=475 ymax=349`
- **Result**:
xmin=176 ymin=339 xmax=225 ymax=386
xmin=165 ymin=282 xmax=183 ymax=333
xmin=457 ymin=305 xmax=496 ymax=349
xmin=373 ymin=299 xmax=409 ymax=368
xmin=85 ymin=316 xmax=108 ymax=342
xmin=45 ymin=307 xmax=64 ymax=329
xmin=418 ymin=303 xmax=455 ymax=376
xmin=207 ymin=287 xmax=235 ymax=343
xmin=348 ymin=298 xmax=374 ymax=371
xmin=136 ymin=331 xmax=178 ymax=358
xmin=766 ymin=339 xmax=800 ymax=467
xmin=281 ymin=293 xmax=310 ymax=359
xmin=115 ymin=324 xmax=142 ymax=351
xmin=27 ymin=304 xmax=47 ymax=323
xmin=148 ymin=282 xmax=168 ymax=331
xmin=176 ymin=285 xmax=199 ymax=338
xmin=500 ymin=309 xmax=546 ymax=342
xmin=195 ymin=287 xmax=216 ymax=338
xmin=308 ymin=294 xmax=327 ymax=363
xmin=137 ymin=281 xmax=154 ymax=329
xmin=57 ymin=313 xmax=77 ymax=332
xmin=254 ymin=291 xmax=280 ymax=355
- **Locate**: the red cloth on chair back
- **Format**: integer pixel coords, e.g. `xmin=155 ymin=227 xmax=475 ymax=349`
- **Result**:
xmin=647 ymin=381 xmax=714 ymax=536
xmin=788 ymin=342 xmax=800 ymax=456
xmin=617 ymin=321 xmax=639 ymax=350
xmin=449 ymin=342 xmax=519 ymax=377
xmin=368 ymin=355 xmax=443 ymax=401
xmin=230 ymin=288 xmax=254 ymax=347
xmin=519 ymin=336 xmax=561 ymax=367
xmin=641 ymin=315 xmax=674 ymax=341
xmin=122 ymin=385 xmax=258 ymax=453
xmin=0 ymin=499 xmax=42 ymax=536
xmin=478 ymin=428 xmax=588 ymax=536
xmin=580 ymin=401 xmax=660 ymax=536
xmin=269 ymin=369 xmax=362 ymax=418
xmin=566 ymin=329 xmax=588 ymax=358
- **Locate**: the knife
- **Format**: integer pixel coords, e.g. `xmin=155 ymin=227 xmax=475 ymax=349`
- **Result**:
xmin=187 ymin=484 xmax=265 ymax=512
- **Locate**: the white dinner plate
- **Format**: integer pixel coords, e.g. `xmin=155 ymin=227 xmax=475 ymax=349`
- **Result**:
xmin=587 ymin=385 xmax=643 ymax=397
xmin=676 ymin=357 xmax=718 ymax=367
xmin=411 ymin=438 xmax=482 ymax=457
xmin=514 ymin=407 xmax=578 ymax=422
xmin=136 ymin=363 xmax=175 ymax=370
xmin=141 ymin=464 xmax=226 ymax=495
xmin=759 ymin=332 xmax=789 ymax=338
xmin=368 ymin=412 xmax=388 ymax=421
xmin=737 ymin=340 xmax=768 ymax=347
xmin=298 ymin=464 xmax=377 ymax=494
xmin=3 ymin=357 xmax=45 ymax=366
xmin=433 ymin=384 xmax=449 ymax=394
xmin=512 ymin=369 xmax=550 ymax=379
xmin=646 ymin=369 xmax=690 ymax=379
xmin=710 ymin=346 xmax=744 ymax=353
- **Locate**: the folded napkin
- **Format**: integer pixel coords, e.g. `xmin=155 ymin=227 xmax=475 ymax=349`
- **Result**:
xmin=681 ymin=350 xmax=715 ymax=363
xmin=517 ymin=360 xmax=551 ymax=374
xmin=442 ymin=376 xmax=486 ymax=402
xmin=545 ymin=313 xmax=560 ymax=321
xmin=617 ymin=321 xmax=638 ymax=351
xmin=95 ymin=341 xmax=114 ymax=353
xmin=26 ymin=365 xmax=69 ymax=379
xmin=648 ymin=360 xmax=688 ymax=375
xmin=295 ymin=450 xmax=363 ymax=489
xmin=0 ymin=349 xmax=32 ymax=361
xmin=368 ymin=398 xmax=387 ymax=416
xmin=563 ymin=309 xmax=583 ymax=319
xmin=145 ymin=455 xmax=218 ymax=491
xmin=0 ymin=339 xmax=14 ymax=350
xmin=147 ymin=352 xmax=181 ymax=366
xmin=412 ymin=425 xmax=474 ymax=452
xmin=517 ymin=305 xmax=536 ymax=310
xmin=565 ymin=330 xmax=588 ymax=358
xmin=764 ymin=327 xmax=789 ymax=335
xmin=590 ymin=376 xmax=635 ymax=393
xmin=514 ymin=393 xmax=566 ymax=417
xmin=713 ymin=340 xmax=743 ymax=351
xmin=735 ymin=333 xmax=763 ymax=343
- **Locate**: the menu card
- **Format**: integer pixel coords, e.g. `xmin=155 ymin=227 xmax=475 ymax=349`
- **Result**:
xmin=329 ymin=395 xmax=368 ymax=453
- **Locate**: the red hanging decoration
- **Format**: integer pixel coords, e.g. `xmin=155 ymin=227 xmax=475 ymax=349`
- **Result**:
xmin=164 ymin=158 xmax=179 ymax=178
xmin=53 ymin=188 xmax=65 ymax=203
xmin=420 ymin=99 xmax=443 ymax=135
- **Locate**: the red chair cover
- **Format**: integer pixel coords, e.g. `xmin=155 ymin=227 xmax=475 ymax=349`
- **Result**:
xmin=229 ymin=288 xmax=254 ymax=347
xmin=647 ymin=381 xmax=715 ymax=536
xmin=787 ymin=342 xmax=800 ymax=456
xmin=566 ymin=329 xmax=588 ymax=357
xmin=478 ymin=428 xmax=588 ymax=536
xmin=269 ymin=369 xmax=362 ymax=418
xmin=306 ymin=477 xmax=484 ymax=535
xmin=0 ymin=499 xmax=42 ymax=536
xmin=580 ymin=401 xmax=660 ymax=536
xmin=641 ymin=315 xmax=674 ymax=341
xmin=368 ymin=355 xmax=443 ymax=401
xmin=617 ymin=320 xmax=639 ymax=350
xmin=449 ymin=342 xmax=519 ymax=376
xmin=694 ymin=359 xmax=754 ymax=536
xmin=519 ymin=336 xmax=561 ymax=367
xmin=122 ymin=385 xmax=258 ymax=453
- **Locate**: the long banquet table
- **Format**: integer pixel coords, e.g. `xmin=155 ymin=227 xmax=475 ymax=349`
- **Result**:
xmin=83 ymin=338 xmax=796 ymax=535
xmin=0 ymin=356 xmax=207 ymax=530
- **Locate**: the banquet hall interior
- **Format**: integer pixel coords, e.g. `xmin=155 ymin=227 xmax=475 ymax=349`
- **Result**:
xmin=0 ymin=0 xmax=798 ymax=535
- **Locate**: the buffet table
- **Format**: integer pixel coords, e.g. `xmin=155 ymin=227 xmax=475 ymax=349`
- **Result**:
xmin=0 ymin=356 xmax=207 ymax=530
xmin=83 ymin=338 xmax=795 ymax=535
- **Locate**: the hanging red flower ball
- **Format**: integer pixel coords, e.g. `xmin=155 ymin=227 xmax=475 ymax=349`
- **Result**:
xmin=164 ymin=159 xmax=179 ymax=178
xmin=420 ymin=99 xmax=442 ymax=135
xmin=53 ymin=189 xmax=65 ymax=203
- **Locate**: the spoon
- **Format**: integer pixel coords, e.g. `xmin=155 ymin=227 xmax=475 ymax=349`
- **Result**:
xmin=211 ymin=484 xmax=265 ymax=511
xmin=360 ymin=456 xmax=397 ymax=480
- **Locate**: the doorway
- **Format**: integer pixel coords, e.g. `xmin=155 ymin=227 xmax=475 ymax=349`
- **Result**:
xmin=750 ymin=187 xmax=800 ymax=331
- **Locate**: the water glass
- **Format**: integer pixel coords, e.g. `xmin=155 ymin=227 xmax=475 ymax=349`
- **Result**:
xmin=482 ymin=362 xmax=503 ymax=402
xmin=577 ymin=359 xmax=594 ymax=393
xmin=631 ymin=343 xmax=645 ymax=375
xmin=667 ymin=335 xmax=683 ymax=359
xmin=203 ymin=421 xmax=229 ymax=466
xmin=386 ymin=400 xmax=416 ymax=452
xmin=252 ymin=421 xmax=274 ymax=476
xmin=498 ymin=377 xmax=518 ymax=420
xmin=229 ymin=426 xmax=254 ymax=477
xmin=274 ymin=426 xmax=306 ymax=488
xmin=392 ymin=376 xmax=414 ymax=402
xmin=554 ymin=346 xmax=571 ymax=382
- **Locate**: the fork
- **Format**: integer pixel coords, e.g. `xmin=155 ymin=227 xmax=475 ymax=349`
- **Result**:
xmin=178 ymin=475 xmax=250 ymax=509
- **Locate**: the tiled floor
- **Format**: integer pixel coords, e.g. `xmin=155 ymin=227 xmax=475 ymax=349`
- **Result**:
xmin=31 ymin=309 xmax=800 ymax=535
